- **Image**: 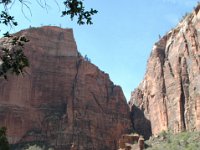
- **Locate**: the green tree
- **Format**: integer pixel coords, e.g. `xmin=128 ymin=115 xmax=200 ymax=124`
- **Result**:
xmin=0 ymin=0 xmax=97 ymax=79
xmin=0 ymin=127 xmax=10 ymax=150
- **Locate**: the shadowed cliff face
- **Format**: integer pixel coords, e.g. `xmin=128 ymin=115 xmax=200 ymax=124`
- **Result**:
xmin=0 ymin=26 xmax=131 ymax=150
xmin=129 ymin=89 xmax=152 ymax=139
xmin=130 ymin=5 xmax=200 ymax=137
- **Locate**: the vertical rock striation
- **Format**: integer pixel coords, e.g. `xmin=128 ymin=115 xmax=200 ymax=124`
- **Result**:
xmin=0 ymin=26 xmax=131 ymax=150
xmin=130 ymin=5 xmax=200 ymax=137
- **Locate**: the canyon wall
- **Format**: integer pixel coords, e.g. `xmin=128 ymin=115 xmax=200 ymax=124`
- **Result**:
xmin=0 ymin=26 xmax=131 ymax=150
xmin=130 ymin=5 xmax=200 ymax=138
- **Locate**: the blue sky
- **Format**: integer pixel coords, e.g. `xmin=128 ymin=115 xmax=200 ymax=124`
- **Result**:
xmin=2 ymin=0 xmax=199 ymax=100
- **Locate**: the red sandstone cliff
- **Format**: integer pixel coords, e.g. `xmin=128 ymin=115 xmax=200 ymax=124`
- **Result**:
xmin=130 ymin=5 xmax=200 ymax=138
xmin=0 ymin=26 xmax=131 ymax=149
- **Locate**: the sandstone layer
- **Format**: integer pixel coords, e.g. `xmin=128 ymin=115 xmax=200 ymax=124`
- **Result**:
xmin=130 ymin=5 xmax=200 ymax=137
xmin=0 ymin=26 xmax=131 ymax=150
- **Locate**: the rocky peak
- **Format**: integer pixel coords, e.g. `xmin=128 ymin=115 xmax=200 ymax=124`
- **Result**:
xmin=130 ymin=4 xmax=200 ymax=138
xmin=0 ymin=26 xmax=131 ymax=149
xmin=19 ymin=26 xmax=78 ymax=57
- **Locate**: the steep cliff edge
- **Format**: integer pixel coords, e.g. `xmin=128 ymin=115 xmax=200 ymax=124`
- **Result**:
xmin=0 ymin=26 xmax=131 ymax=150
xmin=129 ymin=5 xmax=200 ymax=138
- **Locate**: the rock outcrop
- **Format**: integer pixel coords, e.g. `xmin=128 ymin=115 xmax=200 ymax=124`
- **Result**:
xmin=118 ymin=133 xmax=144 ymax=150
xmin=0 ymin=26 xmax=131 ymax=150
xmin=130 ymin=5 xmax=200 ymax=137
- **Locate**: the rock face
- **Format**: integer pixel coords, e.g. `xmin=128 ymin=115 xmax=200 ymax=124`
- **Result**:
xmin=130 ymin=5 xmax=200 ymax=137
xmin=0 ymin=26 xmax=131 ymax=149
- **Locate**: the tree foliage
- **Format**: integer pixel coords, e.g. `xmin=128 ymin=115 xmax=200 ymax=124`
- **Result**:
xmin=0 ymin=0 xmax=97 ymax=78
xmin=0 ymin=127 xmax=9 ymax=150
xmin=62 ymin=0 xmax=98 ymax=25
xmin=0 ymin=34 xmax=29 ymax=79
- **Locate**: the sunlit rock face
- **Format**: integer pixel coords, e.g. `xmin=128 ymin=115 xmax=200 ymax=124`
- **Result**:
xmin=129 ymin=5 xmax=200 ymax=137
xmin=0 ymin=26 xmax=131 ymax=150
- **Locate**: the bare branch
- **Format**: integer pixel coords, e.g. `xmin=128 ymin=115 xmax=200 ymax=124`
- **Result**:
xmin=9 ymin=0 xmax=16 ymax=9
xmin=36 ymin=0 xmax=45 ymax=8
xmin=53 ymin=0 xmax=60 ymax=12
xmin=19 ymin=0 xmax=32 ymax=21
xmin=35 ymin=0 xmax=50 ymax=13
